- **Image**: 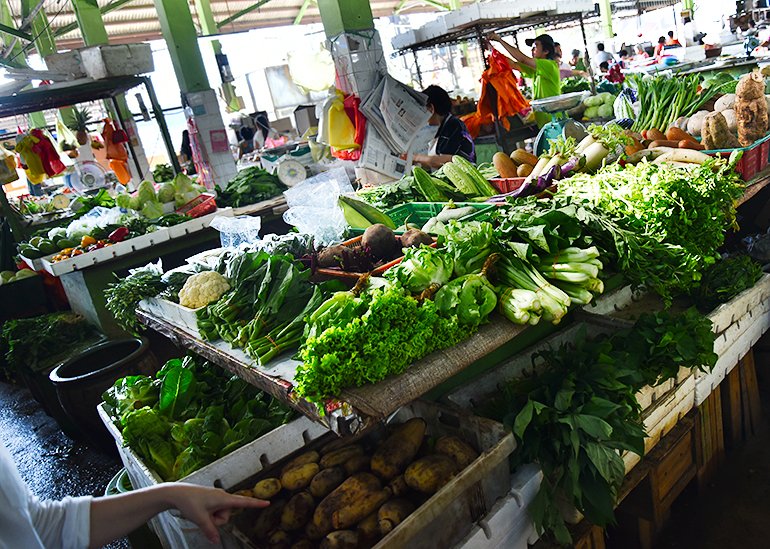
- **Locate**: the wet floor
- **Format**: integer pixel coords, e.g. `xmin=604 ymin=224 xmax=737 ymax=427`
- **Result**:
xmin=0 ymin=380 xmax=128 ymax=548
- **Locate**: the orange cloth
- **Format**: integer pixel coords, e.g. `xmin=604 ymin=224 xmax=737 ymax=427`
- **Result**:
xmin=102 ymin=119 xmax=128 ymax=161
xmin=461 ymin=49 xmax=531 ymax=139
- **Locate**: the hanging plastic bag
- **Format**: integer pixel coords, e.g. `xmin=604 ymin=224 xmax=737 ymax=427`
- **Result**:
xmin=102 ymin=119 xmax=128 ymax=161
xmin=29 ymin=128 xmax=66 ymax=177
xmin=109 ymin=159 xmax=131 ymax=185
xmin=332 ymin=95 xmax=367 ymax=161
xmin=0 ymin=146 xmax=18 ymax=184
xmin=55 ymin=116 xmax=79 ymax=154
xmin=316 ymin=91 xmax=338 ymax=146
xmin=327 ymin=90 xmax=357 ymax=150
xmin=15 ymin=134 xmax=47 ymax=183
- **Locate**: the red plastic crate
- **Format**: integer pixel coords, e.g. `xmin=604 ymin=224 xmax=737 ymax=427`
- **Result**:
xmin=705 ymin=134 xmax=770 ymax=182
xmin=176 ymin=193 xmax=217 ymax=218
xmin=490 ymin=177 xmax=526 ymax=194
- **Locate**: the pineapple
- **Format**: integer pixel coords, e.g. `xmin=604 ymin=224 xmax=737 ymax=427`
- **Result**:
xmin=67 ymin=107 xmax=92 ymax=146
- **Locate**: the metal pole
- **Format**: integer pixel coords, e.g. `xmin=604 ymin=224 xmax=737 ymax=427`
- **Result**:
xmin=476 ymin=25 xmax=489 ymax=69
xmin=580 ymin=15 xmax=597 ymax=95
xmin=413 ymin=49 xmax=423 ymax=87
xmin=513 ymin=30 xmax=519 ymax=48
xmin=112 ymin=96 xmax=144 ymax=178
xmin=143 ymin=77 xmax=182 ymax=175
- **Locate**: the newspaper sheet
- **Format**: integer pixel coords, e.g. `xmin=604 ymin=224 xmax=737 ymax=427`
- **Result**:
xmin=358 ymin=124 xmax=412 ymax=180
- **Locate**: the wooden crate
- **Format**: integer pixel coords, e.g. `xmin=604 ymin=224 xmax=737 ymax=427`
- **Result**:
xmin=720 ymin=350 xmax=762 ymax=450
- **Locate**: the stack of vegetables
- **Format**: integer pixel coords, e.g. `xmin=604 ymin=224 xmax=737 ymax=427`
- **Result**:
xmin=102 ymin=354 xmax=296 ymax=481
xmin=215 ymin=166 xmax=287 ymax=208
xmin=115 ymin=174 xmax=207 ymax=218
xmin=478 ymin=308 xmax=718 ymax=544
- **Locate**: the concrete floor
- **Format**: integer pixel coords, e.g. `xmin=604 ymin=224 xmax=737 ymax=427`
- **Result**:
xmin=0 ymin=380 xmax=128 ymax=549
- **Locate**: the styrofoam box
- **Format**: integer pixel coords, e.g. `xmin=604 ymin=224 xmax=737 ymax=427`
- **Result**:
xmin=80 ymin=43 xmax=154 ymax=80
xmin=167 ymin=208 xmax=233 ymax=240
xmin=139 ymin=297 xmax=202 ymax=337
xmin=456 ymin=464 xmax=543 ymax=549
xmin=39 ymin=229 xmax=171 ymax=276
xmin=98 ymin=404 xmax=329 ymax=549
xmin=20 ymin=254 xmax=44 ymax=271
xmin=420 ymin=17 xmax=450 ymax=41
xmin=392 ymin=29 xmax=422 ymax=50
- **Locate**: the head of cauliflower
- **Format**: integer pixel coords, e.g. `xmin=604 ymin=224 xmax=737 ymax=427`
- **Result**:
xmin=178 ymin=271 xmax=230 ymax=309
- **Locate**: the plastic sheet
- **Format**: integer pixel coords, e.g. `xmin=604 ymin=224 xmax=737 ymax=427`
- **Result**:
xmin=210 ymin=215 xmax=262 ymax=248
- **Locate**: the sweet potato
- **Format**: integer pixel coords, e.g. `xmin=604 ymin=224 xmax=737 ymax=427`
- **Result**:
xmin=253 ymin=478 xmax=282 ymax=499
xmin=648 ymin=140 xmax=681 ymax=149
xmin=281 ymin=491 xmax=315 ymax=531
xmin=320 ymin=445 xmax=364 ymax=469
xmin=678 ymin=140 xmax=705 ymax=150
xmin=378 ymin=499 xmax=416 ymax=535
xmin=281 ymin=462 xmax=320 ymax=491
xmin=646 ymin=128 xmax=666 ymax=141
xmin=665 ymin=127 xmax=697 ymax=144
xmin=510 ymin=149 xmax=538 ymax=166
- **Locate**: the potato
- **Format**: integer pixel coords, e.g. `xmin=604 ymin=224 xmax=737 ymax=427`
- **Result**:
xmin=281 ymin=462 xmax=320 ymax=491
xmin=281 ymin=491 xmax=315 ymax=531
xmin=267 ymin=529 xmax=292 ymax=547
xmin=332 ymin=488 xmax=391 ymax=530
xmin=387 ymin=475 xmax=409 ymax=497
xmin=434 ymin=435 xmax=479 ymax=469
xmin=404 ymin=454 xmax=458 ymax=494
xmin=516 ymin=163 xmax=533 ymax=177
xmin=305 ymin=521 xmax=326 ymax=541
xmin=686 ymin=110 xmax=709 ymax=137
xmin=356 ymin=511 xmax=381 ymax=541
xmin=721 ymin=109 xmax=737 ymax=133
xmin=371 ymin=418 xmax=426 ymax=480
xmin=281 ymin=451 xmax=320 ymax=475
xmin=320 ymin=530 xmax=359 ymax=549
xmin=290 ymin=540 xmax=314 ymax=549
xmin=313 ymin=473 xmax=383 ymax=535
xmin=344 ymin=452 xmax=371 ymax=475
xmin=253 ymin=499 xmax=287 ymax=539
xmin=320 ymin=445 xmax=364 ymax=469
xmin=378 ymin=498 xmax=416 ymax=535
xmin=510 ymin=148 xmax=538 ymax=166
xmin=253 ymin=478 xmax=282 ymax=499
xmin=310 ymin=467 xmax=347 ymax=499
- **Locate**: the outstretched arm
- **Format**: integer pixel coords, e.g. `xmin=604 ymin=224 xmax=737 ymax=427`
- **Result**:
xmin=487 ymin=32 xmax=537 ymax=70
xmin=89 ymin=483 xmax=269 ymax=548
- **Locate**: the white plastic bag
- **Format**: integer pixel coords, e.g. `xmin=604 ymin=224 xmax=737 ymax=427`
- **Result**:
xmin=210 ymin=215 xmax=262 ymax=248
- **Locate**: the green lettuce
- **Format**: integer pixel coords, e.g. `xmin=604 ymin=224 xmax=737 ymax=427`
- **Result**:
xmin=384 ymin=246 xmax=453 ymax=293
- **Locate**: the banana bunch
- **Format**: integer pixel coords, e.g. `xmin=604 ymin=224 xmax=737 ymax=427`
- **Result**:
xmin=338 ymin=195 xmax=396 ymax=230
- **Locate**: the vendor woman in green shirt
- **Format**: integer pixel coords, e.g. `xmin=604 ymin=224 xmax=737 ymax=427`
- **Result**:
xmin=487 ymin=32 xmax=561 ymax=127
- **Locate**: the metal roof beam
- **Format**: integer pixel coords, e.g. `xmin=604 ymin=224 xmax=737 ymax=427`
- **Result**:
xmin=294 ymin=0 xmax=316 ymax=25
xmin=0 ymin=22 xmax=31 ymax=41
xmin=53 ymin=0 xmax=138 ymax=38
xmin=217 ymin=0 xmax=273 ymax=29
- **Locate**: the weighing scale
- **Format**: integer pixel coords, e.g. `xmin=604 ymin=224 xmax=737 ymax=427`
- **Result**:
xmin=530 ymin=91 xmax=589 ymax=156
xmin=68 ymin=160 xmax=109 ymax=194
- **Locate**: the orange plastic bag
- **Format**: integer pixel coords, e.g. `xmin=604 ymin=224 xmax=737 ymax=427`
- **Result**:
xmin=110 ymin=159 xmax=131 ymax=185
xmin=102 ymin=119 xmax=128 ymax=161
xmin=463 ymin=49 xmax=531 ymax=138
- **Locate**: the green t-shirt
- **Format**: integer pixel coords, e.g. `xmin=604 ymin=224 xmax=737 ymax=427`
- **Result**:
xmin=520 ymin=58 xmax=561 ymax=127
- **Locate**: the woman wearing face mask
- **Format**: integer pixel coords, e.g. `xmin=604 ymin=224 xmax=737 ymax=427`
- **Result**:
xmin=487 ymin=32 xmax=561 ymax=127
xmin=412 ymin=85 xmax=475 ymax=170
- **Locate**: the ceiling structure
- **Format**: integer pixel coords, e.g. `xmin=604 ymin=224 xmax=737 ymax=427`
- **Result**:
xmin=1 ymin=0 xmax=682 ymax=53
xmin=3 ymin=0 xmax=475 ymax=50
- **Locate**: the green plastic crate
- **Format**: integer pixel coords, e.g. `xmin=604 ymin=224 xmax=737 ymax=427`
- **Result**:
xmin=348 ymin=202 xmax=495 ymax=236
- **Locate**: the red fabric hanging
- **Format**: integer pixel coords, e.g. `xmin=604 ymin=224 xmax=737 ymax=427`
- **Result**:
xmin=29 ymin=129 xmax=66 ymax=177
xmin=332 ymin=94 xmax=367 ymax=161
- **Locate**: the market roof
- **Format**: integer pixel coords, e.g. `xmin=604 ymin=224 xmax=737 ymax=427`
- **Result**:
xmin=3 ymin=0 xmax=678 ymax=53
xmin=0 ymin=75 xmax=147 ymax=118
xmin=3 ymin=0 xmax=475 ymax=51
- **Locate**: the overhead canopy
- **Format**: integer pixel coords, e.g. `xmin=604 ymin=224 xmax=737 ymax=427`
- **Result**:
xmin=3 ymin=0 xmax=472 ymax=50
xmin=0 ymin=75 xmax=146 ymax=117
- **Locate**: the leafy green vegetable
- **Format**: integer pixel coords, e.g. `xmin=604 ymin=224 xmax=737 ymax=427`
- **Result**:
xmin=434 ymin=272 xmax=497 ymax=327
xmin=560 ymin=76 xmax=590 ymax=93
xmin=105 ymin=263 xmax=167 ymax=334
xmin=136 ymin=180 xmax=157 ymax=207
xmin=216 ymin=166 xmax=286 ymax=208
xmin=694 ymin=254 xmax=764 ymax=309
xmin=104 ymin=354 xmax=296 ymax=481
xmin=441 ymin=220 xmax=494 ymax=277
xmin=0 ymin=313 xmax=100 ymax=380
xmin=152 ymin=163 xmax=175 ymax=183
xmin=356 ymin=177 xmax=426 ymax=209
xmin=383 ymin=245 xmax=454 ymax=293
xmin=478 ymin=309 xmax=717 ymax=544
xmin=296 ymin=286 xmax=468 ymax=403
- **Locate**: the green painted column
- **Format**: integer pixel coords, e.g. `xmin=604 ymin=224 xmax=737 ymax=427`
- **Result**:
xmin=154 ymin=0 xmax=209 ymax=93
xmin=193 ymin=0 xmax=242 ymax=112
xmin=318 ymin=0 xmax=374 ymax=38
xmin=598 ymin=0 xmax=613 ymax=40
xmin=21 ymin=0 xmax=58 ymax=128
xmin=683 ymin=0 xmax=694 ymax=13
xmin=0 ymin=0 xmax=28 ymax=69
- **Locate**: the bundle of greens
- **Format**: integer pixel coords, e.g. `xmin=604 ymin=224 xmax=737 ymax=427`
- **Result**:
xmin=105 ymin=263 xmax=167 ymax=334
xmin=694 ymin=254 xmax=764 ymax=310
xmin=628 ymin=73 xmax=729 ymax=131
xmin=434 ymin=255 xmax=498 ymax=327
xmin=356 ymin=177 xmax=427 ymax=209
xmin=103 ymin=355 xmax=296 ymax=481
xmin=553 ymin=159 xmax=744 ymax=299
xmin=383 ymin=245 xmax=454 ymax=294
xmin=197 ymin=252 xmax=339 ymax=365
xmin=295 ymin=284 xmax=467 ymax=403
xmin=216 ymin=167 xmax=286 ymax=208
xmin=0 ymin=313 xmax=101 ymax=380
xmin=478 ymin=309 xmax=717 ymax=544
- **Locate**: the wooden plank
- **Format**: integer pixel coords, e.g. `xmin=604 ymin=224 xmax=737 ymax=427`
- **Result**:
xmin=743 ymin=350 xmax=762 ymax=430
xmin=736 ymin=167 xmax=770 ymax=207
xmin=137 ymin=309 xmax=528 ymax=434
xmin=721 ymin=366 xmax=743 ymax=448
xmin=231 ymin=196 xmax=287 ymax=217
xmin=713 ymin=388 xmax=725 ymax=468
xmin=739 ymin=355 xmax=754 ymax=439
